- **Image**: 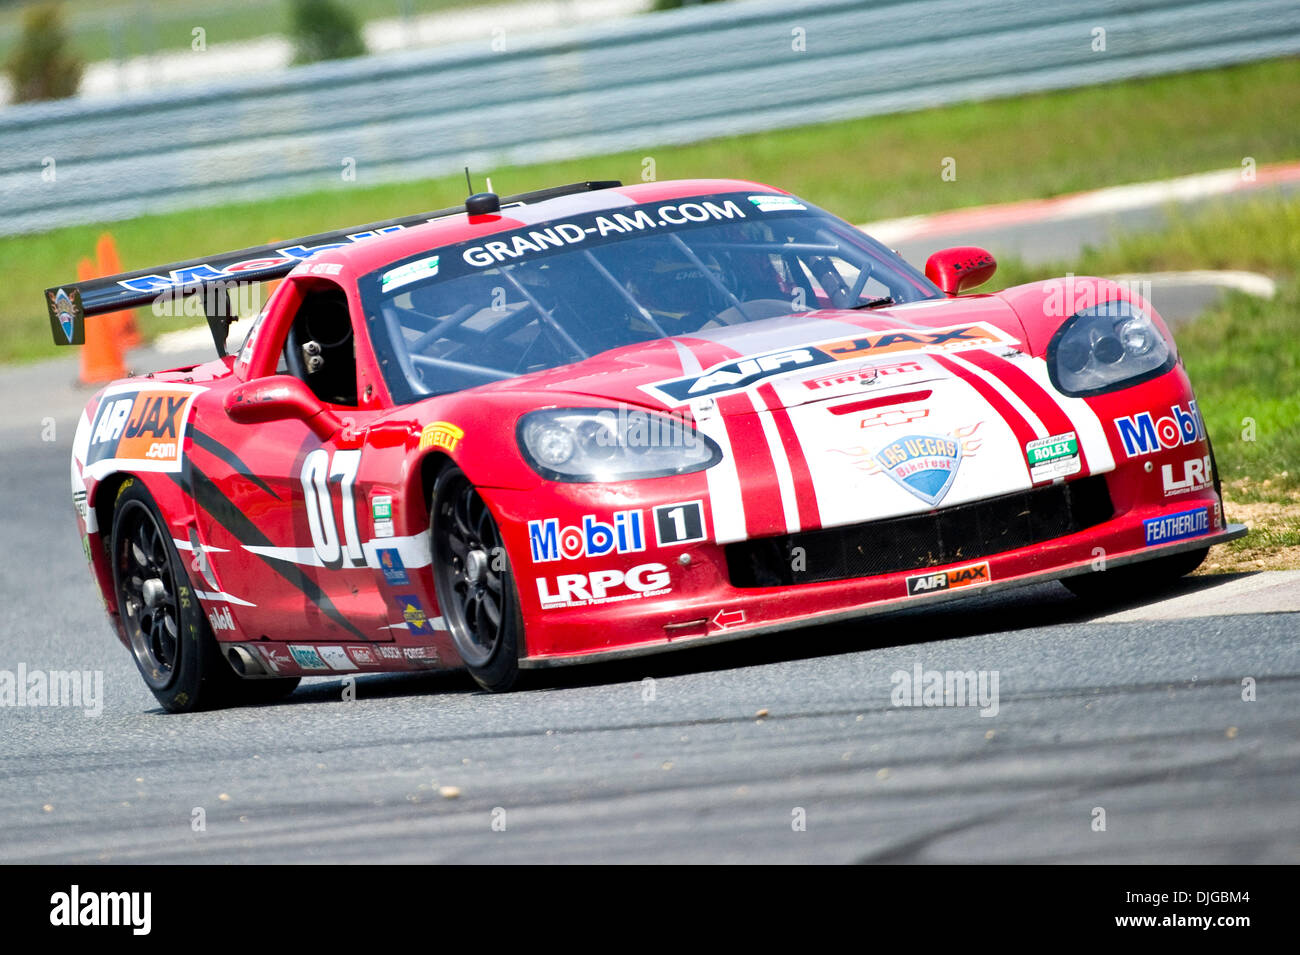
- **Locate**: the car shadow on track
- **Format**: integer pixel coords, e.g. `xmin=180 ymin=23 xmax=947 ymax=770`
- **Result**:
xmin=274 ymin=572 xmax=1257 ymax=706
xmin=513 ymin=572 xmax=1257 ymax=692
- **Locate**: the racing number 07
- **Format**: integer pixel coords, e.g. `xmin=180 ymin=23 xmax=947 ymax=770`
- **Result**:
xmin=301 ymin=448 xmax=365 ymax=567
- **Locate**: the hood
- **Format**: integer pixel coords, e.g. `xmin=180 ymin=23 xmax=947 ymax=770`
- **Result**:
xmin=492 ymin=296 xmax=1033 ymax=411
xmin=483 ymin=298 xmax=1117 ymax=543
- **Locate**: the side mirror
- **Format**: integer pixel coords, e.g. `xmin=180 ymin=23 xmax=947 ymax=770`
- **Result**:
xmin=924 ymin=246 xmax=997 ymax=297
xmin=225 ymin=375 xmax=342 ymax=441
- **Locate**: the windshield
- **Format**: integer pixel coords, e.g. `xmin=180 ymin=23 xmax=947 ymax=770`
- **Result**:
xmin=360 ymin=191 xmax=940 ymax=403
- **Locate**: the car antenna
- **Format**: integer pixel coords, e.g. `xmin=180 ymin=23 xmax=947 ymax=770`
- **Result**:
xmin=464 ymin=165 xmax=473 ymax=195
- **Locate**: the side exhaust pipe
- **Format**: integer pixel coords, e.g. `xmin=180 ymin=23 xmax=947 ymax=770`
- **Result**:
xmin=227 ymin=645 xmax=266 ymax=677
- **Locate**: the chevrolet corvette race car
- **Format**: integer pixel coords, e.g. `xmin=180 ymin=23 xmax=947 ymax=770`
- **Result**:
xmin=48 ymin=178 xmax=1245 ymax=711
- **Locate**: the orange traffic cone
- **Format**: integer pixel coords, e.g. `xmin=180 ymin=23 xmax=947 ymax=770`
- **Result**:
xmin=78 ymin=257 xmax=127 ymax=385
xmin=95 ymin=232 xmax=142 ymax=348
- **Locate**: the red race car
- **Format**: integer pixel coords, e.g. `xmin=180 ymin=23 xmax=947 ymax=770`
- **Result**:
xmin=48 ymin=178 xmax=1245 ymax=711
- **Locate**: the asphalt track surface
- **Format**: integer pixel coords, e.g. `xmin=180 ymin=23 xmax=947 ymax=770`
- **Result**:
xmin=2 ymin=201 xmax=1298 ymax=864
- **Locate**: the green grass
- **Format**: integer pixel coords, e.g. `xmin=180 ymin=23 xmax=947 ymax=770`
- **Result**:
xmin=0 ymin=0 xmax=479 ymax=64
xmin=1180 ymin=282 xmax=1300 ymax=501
xmin=1225 ymin=518 xmax=1300 ymax=552
xmin=4 ymin=57 xmax=1299 ymax=363
xmin=988 ymin=196 xmax=1300 ymax=502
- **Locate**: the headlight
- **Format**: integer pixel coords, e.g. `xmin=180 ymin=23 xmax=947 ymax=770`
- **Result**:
xmin=518 ymin=407 xmax=722 ymax=482
xmin=1048 ymin=302 xmax=1175 ymax=397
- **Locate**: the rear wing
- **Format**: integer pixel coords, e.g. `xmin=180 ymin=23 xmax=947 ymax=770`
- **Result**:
xmin=45 ymin=180 xmax=622 ymax=356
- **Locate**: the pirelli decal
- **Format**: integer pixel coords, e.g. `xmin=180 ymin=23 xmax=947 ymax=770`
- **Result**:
xmin=642 ymin=323 xmax=1018 ymax=406
xmin=83 ymin=383 xmax=205 ymax=481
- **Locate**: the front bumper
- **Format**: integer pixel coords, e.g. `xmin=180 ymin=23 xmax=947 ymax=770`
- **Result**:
xmin=518 ymin=522 xmax=1245 ymax=668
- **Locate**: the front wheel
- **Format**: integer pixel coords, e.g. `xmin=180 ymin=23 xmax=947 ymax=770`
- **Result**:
xmin=1063 ymin=547 xmax=1208 ymax=602
xmin=430 ymin=466 xmax=524 ymax=692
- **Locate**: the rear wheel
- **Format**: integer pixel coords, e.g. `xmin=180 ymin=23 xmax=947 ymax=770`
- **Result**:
xmin=1063 ymin=547 xmax=1208 ymax=602
xmin=430 ymin=466 xmax=523 ymax=692
xmin=111 ymin=480 xmax=298 ymax=711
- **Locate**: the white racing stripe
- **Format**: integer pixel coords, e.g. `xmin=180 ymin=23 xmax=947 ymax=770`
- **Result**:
xmin=750 ymin=390 xmax=801 ymax=534
xmin=945 ymin=352 xmax=1049 ymax=438
xmin=379 ymin=617 xmax=446 ymax=631
xmin=243 ymin=533 xmax=432 ymax=570
xmin=1015 ymin=357 xmax=1116 ymax=474
xmin=173 ymin=539 xmax=229 ymax=553
xmin=194 ymin=589 xmax=257 ymax=607
xmin=692 ymin=398 xmax=747 ymax=545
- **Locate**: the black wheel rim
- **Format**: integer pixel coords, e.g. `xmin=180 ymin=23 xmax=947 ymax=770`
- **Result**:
xmin=115 ymin=501 xmax=182 ymax=689
xmin=434 ymin=477 xmax=509 ymax=669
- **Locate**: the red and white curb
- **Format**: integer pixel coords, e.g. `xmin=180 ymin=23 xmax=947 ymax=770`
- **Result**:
xmin=859 ymin=161 xmax=1300 ymax=246
xmin=1109 ymin=271 xmax=1276 ymax=299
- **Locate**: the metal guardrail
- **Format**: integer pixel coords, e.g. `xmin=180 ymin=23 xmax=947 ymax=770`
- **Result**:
xmin=2 ymin=0 xmax=1299 ymax=236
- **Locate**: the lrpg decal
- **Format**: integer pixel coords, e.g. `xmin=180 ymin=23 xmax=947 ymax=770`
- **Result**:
xmin=83 ymin=384 xmax=205 ymax=479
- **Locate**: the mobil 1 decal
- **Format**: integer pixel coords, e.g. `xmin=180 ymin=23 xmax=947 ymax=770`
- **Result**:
xmin=642 ymin=323 xmax=1018 ymax=407
xmin=527 ymin=502 xmax=707 ymax=563
xmin=83 ymin=383 xmax=205 ymax=479
xmin=653 ymin=501 xmax=707 ymax=547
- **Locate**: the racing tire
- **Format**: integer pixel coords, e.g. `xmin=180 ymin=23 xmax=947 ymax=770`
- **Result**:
xmin=110 ymin=479 xmax=298 ymax=711
xmin=1062 ymin=546 xmax=1209 ymax=603
xmin=430 ymin=466 xmax=524 ymax=692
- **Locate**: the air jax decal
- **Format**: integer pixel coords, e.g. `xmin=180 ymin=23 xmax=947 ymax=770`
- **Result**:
xmin=83 ymin=383 xmax=205 ymax=480
xmin=1114 ymin=402 xmax=1204 ymax=458
xmin=906 ymin=561 xmax=991 ymax=597
xmin=642 ymin=323 xmax=1018 ymax=406
xmin=1144 ymin=507 xmax=1210 ymax=545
